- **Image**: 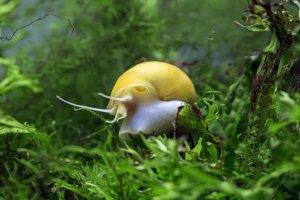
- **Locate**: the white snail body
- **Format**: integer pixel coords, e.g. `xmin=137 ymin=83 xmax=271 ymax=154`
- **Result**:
xmin=57 ymin=61 xmax=196 ymax=139
xmin=119 ymin=100 xmax=185 ymax=139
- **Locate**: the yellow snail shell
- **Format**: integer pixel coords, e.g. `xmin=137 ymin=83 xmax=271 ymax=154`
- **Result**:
xmin=57 ymin=61 xmax=196 ymax=139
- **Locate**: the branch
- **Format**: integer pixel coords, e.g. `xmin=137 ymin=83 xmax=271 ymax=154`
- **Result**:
xmin=249 ymin=2 xmax=293 ymax=111
xmin=0 ymin=13 xmax=74 ymax=41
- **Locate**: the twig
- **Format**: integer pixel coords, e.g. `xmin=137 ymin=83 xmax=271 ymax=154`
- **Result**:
xmin=0 ymin=13 xmax=74 ymax=41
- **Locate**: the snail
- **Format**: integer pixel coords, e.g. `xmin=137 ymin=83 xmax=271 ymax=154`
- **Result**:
xmin=57 ymin=61 xmax=196 ymax=139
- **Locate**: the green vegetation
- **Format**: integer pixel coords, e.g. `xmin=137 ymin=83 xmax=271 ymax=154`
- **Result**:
xmin=1 ymin=0 xmax=299 ymax=199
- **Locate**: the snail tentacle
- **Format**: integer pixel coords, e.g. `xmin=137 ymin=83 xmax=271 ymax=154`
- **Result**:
xmin=56 ymin=96 xmax=113 ymax=114
xmin=105 ymin=104 xmax=127 ymax=123
xmin=105 ymin=113 xmax=126 ymax=123
xmin=98 ymin=92 xmax=132 ymax=102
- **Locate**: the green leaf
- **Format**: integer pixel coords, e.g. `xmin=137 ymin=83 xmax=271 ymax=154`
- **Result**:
xmin=0 ymin=0 xmax=17 ymax=16
xmin=0 ymin=110 xmax=33 ymax=135
xmin=175 ymin=103 xmax=207 ymax=144
xmin=264 ymin=33 xmax=279 ymax=53
xmin=184 ymin=138 xmax=203 ymax=161
xmin=234 ymin=20 xmax=270 ymax=32
xmin=291 ymin=0 xmax=300 ymax=19
xmin=203 ymin=97 xmax=219 ymax=123
xmin=207 ymin=142 xmax=218 ymax=163
xmin=268 ymin=121 xmax=290 ymax=134
xmin=0 ymin=57 xmax=41 ymax=95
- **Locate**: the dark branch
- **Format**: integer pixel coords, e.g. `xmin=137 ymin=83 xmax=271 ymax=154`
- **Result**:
xmin=0 ymin=13 xmax=74 ymax=42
